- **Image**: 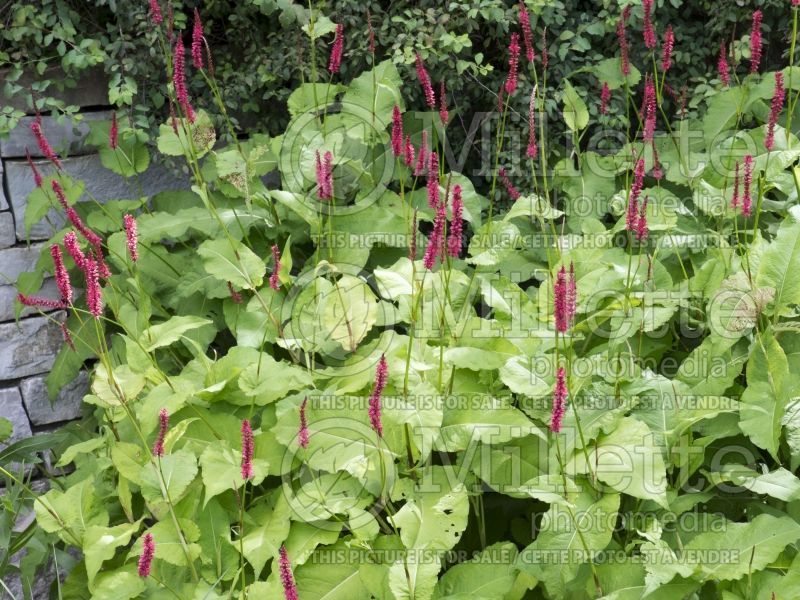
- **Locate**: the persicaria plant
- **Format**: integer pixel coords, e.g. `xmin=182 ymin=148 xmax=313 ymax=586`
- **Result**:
xmin=9 ymin=1 xmax=800 ymax=599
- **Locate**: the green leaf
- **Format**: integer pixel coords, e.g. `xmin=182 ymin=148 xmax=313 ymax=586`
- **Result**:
xmin=295 ymin=540 xmax=373 ymax=599
xmin=157 ymin=109 xmax=216 ymax=157
xmin=284 ymin=522 xmax=343 ymax=567
xmin=84 ymin=520 xmax=142 ymax=588
xmin=34 ymin=476 xmax=109 ymax=544
xmin=199 ymin=441 xmax=269 ymax=504
xmin=91 ymin=571 xmax=145 ymax=600
xmin=756 ymin=215 xmax=800 ymax=316
xmin=238 ymin=353 xmax=313 ymax=404
xmin=198 ymin=238 xmax=266 ymax=290
xmin=140 ymin=449 xmax=198 ymax=514
xmin=562 ymin=80 xmax=589 ymax=132
xmin=140 ymin=315 xmax=213 ymax=352
xmin=433 ymin=542 xmax=518 ymax=599
xmin=238 ymin=491 xmax=292 ymax=576
xmin=0 ymin=417 xmax=12 ymax=443
xmin=135 ymin=517 xmax=202 ymax=567
xmin=590 ymin=57 xmax=642 ymax=90
xmin=705 ymin=465 xmax=800 ymax=501
xmin=87 ymin=120 xmax=150 ymax=176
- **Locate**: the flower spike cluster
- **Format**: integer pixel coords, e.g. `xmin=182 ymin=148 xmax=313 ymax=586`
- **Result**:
xmin=766 ymin=72 xmax=786 ymax=151
xmin=550 ymin=367 xmax=568 ymax=433
xmin=241 ymin=419 xmax=254 ymax=480
xmin=369 ymin=355 xmax=388 ymax=437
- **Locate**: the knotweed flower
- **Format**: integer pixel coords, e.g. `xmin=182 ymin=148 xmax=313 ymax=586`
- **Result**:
xmin=661 ymin=26 xmax=674 ymax=72
xmin=17 ymin=294 xmax=67 ymax=311
xmin=423 ymin=200 xmax=446 ymax=271
xmin=315 ymin=151 xmax=334 ymax=200
xmin=109 ymin=112 xmax=118 ymax=150
xmin=642 ymin=0 xmax=656 ymax=50
xmin=636 ymin=197 xmax=649 ymax=242
xmin=299 ymin=397 xmax=309 ymax=449
xmin=50 ymin=245 xmax=72 ymax=305
xmin=497 ymin=82 xmax=506 ymax=114
xmin=367 ymin=10 xmax=376 ymax=54
xmin=732 ymin=161 xmax=740 ymax=210
xmin=427 ymin=151 xmax=440 ymax=208
xmin=63 ymin=232 xmax=86 ymax=270
xmin=404 ymin=135 xmax=415 ymax=168
xmin=227 ymin=282 xmax=243 ymax=304
xmin=439 ymin=81 xmax=449 ymax=125
xmin=743 ymin=155 xmax=754 ymax=217
xmin=541 ymin=28 xmax=549 ymax=70
xmin=84 ymin=255 xmax=102 ymax=319
xmin=415 ymin=52 xmax=436 ymax=109
xmin=148 ymin=0 xmax=163 ymax=25
xmin=409 ymin=208 xmax=418 ymax=261
xmin=519 ymin=2 xmax=535 ymax=63
xmin=554 ymin=266 xmax=568 ymax=333
xmin=652 ymin=142 xmax=663 ymax=180
xmin=718 ymin=42 xmax=731 ymax=86
xmin=26 ymin=150 xmax=43 ymax=188
xmin=600 ymin=82 xmax=611 ymax=115
xmin=504 ymin=33 xmax=521 ymax=95
xmin=173 ymin=41 xmax=195 ymax=123
xmin=328 ymin=24 xmax=344 ymax=74
xmin=448 ymin=184 xmax=463 ymax=258
xmin=750 ymin=10 xmax=763 ymax=74
xmin=527 ymin=88 xmax=538 ymax=159
xmin=192 ymin=9 xmax=204 ymax=69
xmin=270 ymin=244 xmax=281 ymax=290
xmin=643 ymin=75 xmax=657 ymax=142
xmin=241 ymin=419 xmax=254 ymax=480
xmin=52 ymin=180 xmax=102 ymax=248
xmin=414 ymin=130 xmax=429 ymax=176
xmin=626 ymin=195 xmax=639 ymax=232
xmin=279 ymin=546 xmax=299 ymax=600
xmin=124 ymin=214 xmax=138 ymax=262
xmin=499 ymin=167 xmax=521 ymax=201
xmin=61 ymin=322 xmax=75 ymax=351
xmin=153 ymin=408 xmax=169 ymax=457
xmin=766 ymin=71 xmax=786 ymax=151
xmin=550 ymin=367 xmax=568 ymax=434
xmin=30 ymin=121 xmax=62 ymax=169
xmin=391 ymin=106 xmax=404 ymax=157
xmin=138 ymin=534 xmax=155 ymax=578
xmin=631 ymin=158 xmax=646 ymax=208
xmin=369 ymin=355 xmax=388 ymax=436
xmin=567 ymin=262 xmax=577 ymax=327
xmin=617 ymin=16 xmax=630 ymax=77
xmin=166 ymin=1 xmax=174 ymax=42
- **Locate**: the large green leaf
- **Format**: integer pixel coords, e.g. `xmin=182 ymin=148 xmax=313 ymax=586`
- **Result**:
xmin=198 ymin=238 xmax=267 ymax=290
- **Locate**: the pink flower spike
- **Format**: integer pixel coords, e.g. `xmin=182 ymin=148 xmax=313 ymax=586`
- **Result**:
xmin=279 ymin=546 xmax=299 ymax=600
xmin=26 ymin=149 xmax=43 ymax=188
xmin=328 ymin=24 xmax=344 ymax=74
xmin=750 ymin=10 xmax=763 ymax=74
xmin=567 ymin=262 xmax=577 ymax=327
xmin=423 ymin=199 xmax=447 ymax=270
xmin=743 ymin=155 xmax=754 ymax=217
xmin=61 ymin=322 xmax=75 ymax=351
xmin=63 ymin=232 xmax=86 ymax=271
xmin=109 ymin=112 xmax=118 ymax=150
xmin=414 ymin=52 xmax=436 ymax=109
xmin=617 ymin=17 xmax=630 ymax=77
xmin=299 ymin=397 xmax=309 ymax=449
xmin=241 ymin=419 xmax=254 ymax=480
xmin=600 ymin=82 xmax=611 ymax=115
xmin=227 ymin=282 xmax=243 ymax=304
xmin=504 ymin=32 xmax=521 ymax=96
xmin=636 ymin=196 xmax=649 ymax=243
xmin=138 ymin=533 xmax=155 ymax=578
xmin=84 ymin=255 xmax=103 ymax=319
xmin=148 ymin=0 xmax=163 ymax=25
xmin=367 ymin=10 xmax=376 ymax=54
xmin=124 ymin=214 xmax=138 ymax=262
xmin=403 ymin=135 xmax=415 ymax=168
xmin=315 ymin=150 xmax=333 ymax=200
xmin=426 ymin=151 xmax=440 ymax=209
xmin=643 ymin=75 xmax=657 ymax=143
xmin=270 ymin=244 xmax=281 ymax=291
xmin=391 ymin=106 xmax=404 ymax=157
xmin=16 ymin=293 xmax=67 ymax=311
xmin=409 ymin=208 xmax=418 ymax=262
xmin=554 ymin=266 xmax=568 ymax=333
xmin=766 ymin=72 xmax=786 ymax=152
xmin=153 ymin=408 xmax=169 ymax=457
xmin=30 ymin=121 xmax=62 ymax=169
xmin=499 ymin=167 xmax=521 ymax=201
xmin=50 ymin=245 xmax=72 ymax=305
xmin=368 ymin=355 xmax=388 ymax=437
xmin=550 ymin=367 xmax=568 ymax=434
xmin=541 ymin=28 xmax=549 ymax=70
xmin=439 ymin=81 xmax=449 ymax=125
xmin=447 ymin=184 xmax=463 ymax=258
xmin=718 ymin=42 xmax=731 ymax=86
xmin=519 ymin=2 xmax=535 ymax=63
xmin=173 ymin=41 xmax=195 ymax=123
xmin=732 ymin=161 xmax=740 ymax=209
xmin=661 ymin=26 xmax=674 ymax=73
xmin=642 ymin=0 xmax=656 ymax=50
xmin=527 ymin=88 xmax=538 ymax=159
xmin=414 ymin=130 xmax=429 ymax=176
xmin=192 ymin=9 xmax=204 ymax=70
xmin=631 ymin=159 xmax=646 ymax=208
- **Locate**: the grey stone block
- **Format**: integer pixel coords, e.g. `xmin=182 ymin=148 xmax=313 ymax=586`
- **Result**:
xmin=0 ymin=160 xmax=8 ymax=210
xmin=0 ymin=387 xmax=32 ymax=445
xmin=0 ymin=212 xmax=15 ymax=248
xmin=20 ymin=371 xmax=87 ymax=426
xmin=0 ymin=313 xmax=66 ymax=380
xmin=6 ymin=154 xmax=187 ymax=241
xmin=1 ymin=111 xmax=113 ymax=159
xmin=0 ymin=243 xmax=45 ymax=283
xmin=0 ymin=278 xmax=59 ymax=323
xmin=0 ymin=65 xmax=109 ymax=113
